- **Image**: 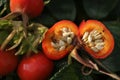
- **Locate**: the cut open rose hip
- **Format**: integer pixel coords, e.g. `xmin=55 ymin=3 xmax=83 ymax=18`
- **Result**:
xmin=42 ymin=20 xmax=78 ymax=60
xmin=78 ymin=20 xmax=114 ymax=59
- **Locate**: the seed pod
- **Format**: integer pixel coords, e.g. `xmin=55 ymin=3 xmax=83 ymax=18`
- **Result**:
xmin=78 ymin=20 xmax=114 ymax=59
xmin=42 ymin=20 xmax=78 ymax=60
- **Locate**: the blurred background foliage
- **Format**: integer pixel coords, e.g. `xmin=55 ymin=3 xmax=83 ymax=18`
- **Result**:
xmin=1 ymin=0 xmax=120 ymax=24
xmin=0 ymin=0 xmax=120 ymax=80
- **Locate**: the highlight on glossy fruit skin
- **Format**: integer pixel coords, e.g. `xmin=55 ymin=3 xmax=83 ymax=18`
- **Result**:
xmin=10 ymin=0 xmax=44 ymax=18
xmin=42 ymin=20 xmax=78 ymax=60
xmin=0 ymin=50 xmax=18 ymax=76
xmin=17 ymin=53 xmax=54 ymax=80
xmin=78 ymin=20 xmax=114 ymax=59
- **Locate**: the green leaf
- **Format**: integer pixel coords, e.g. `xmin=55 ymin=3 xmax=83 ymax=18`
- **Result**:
xmin=83 ymin=0 xmax=118 ymax=19
xmin=101 ymin=21 xmax=120 ymax=72
xmin=34 ymin=0 xmax=76 ymax=26
xmin=108 ymin=0 xmax=120 ymax=19
xmin=50 ymin=61 xmax=93 ymax=80
xmin=46 ymin=0 xmax=76 ymax=20
xmin=50 ymin=64 xmax=79 ymax=80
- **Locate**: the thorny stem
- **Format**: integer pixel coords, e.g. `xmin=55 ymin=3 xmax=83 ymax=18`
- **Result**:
xmin=70 ymin=47 xmax=120 ymax=80
xmin=0 ymin=29 xmax=16 ymax=50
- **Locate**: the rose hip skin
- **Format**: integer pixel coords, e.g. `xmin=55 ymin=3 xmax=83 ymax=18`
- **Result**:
xmin=17 ymin=53 xmax=54 ymax=80
xmin=10 ymin=0 xmax=44 ymax=18
xmin=0 ymin=50 xmax=18 ymax=76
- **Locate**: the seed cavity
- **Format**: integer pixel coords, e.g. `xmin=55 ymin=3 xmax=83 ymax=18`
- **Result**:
xmin=82 ymin=29 xmax=105 ymax=52
xmin=59 ymin=46 xmax=66 ymax=51
xmin=67 ymin=37 xmax=72 ymax=44
xmin=91 ymin=47 xmax=99 ymax=52
xmin=95 ymin=42 xmax=104 ymax=50
xmin=51 ymin=27 xmax=75 ymax=51
xmin=88 ymin=35 xmax=92 ymax=43
xmin=82 ymin=32 xmax=89 ymax=40
xmin=59 ymin=40 xmax=65 ymax=46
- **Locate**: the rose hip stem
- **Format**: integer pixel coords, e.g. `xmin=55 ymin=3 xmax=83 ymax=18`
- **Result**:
xmin=70 ymin=46 xmax=94 ymax=69
xmin=1 ymin=12 xmax=21 ymax=20
xmin=70 ymin=47 xmax=120 ymax=80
